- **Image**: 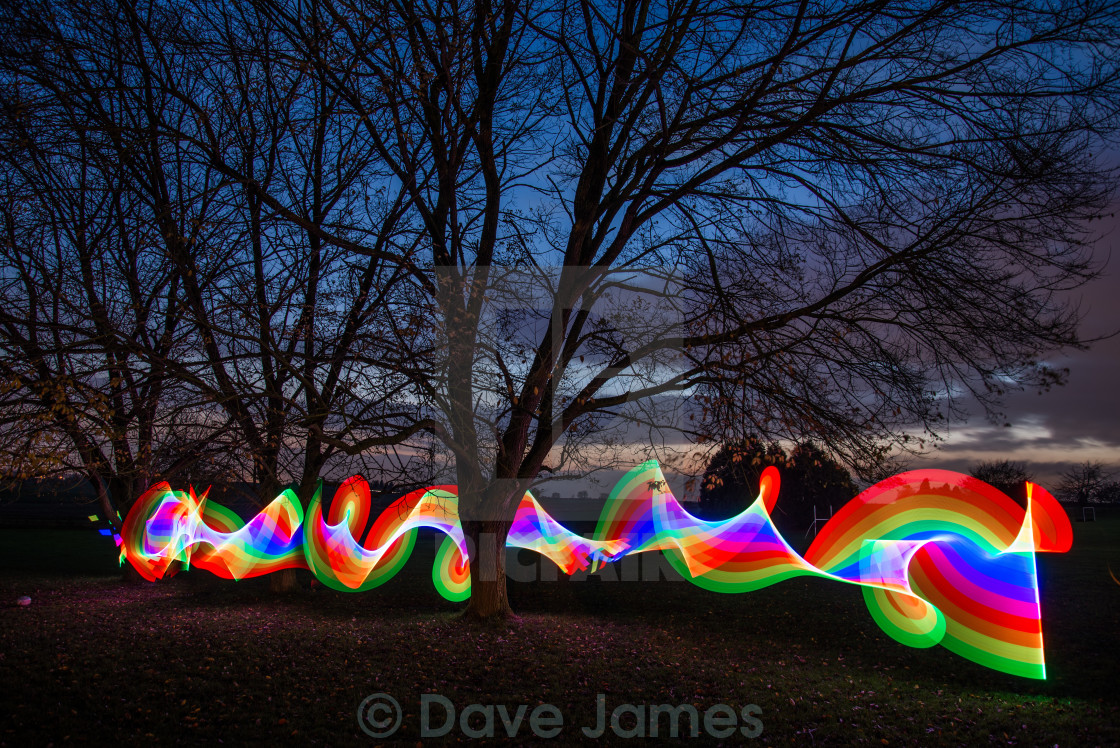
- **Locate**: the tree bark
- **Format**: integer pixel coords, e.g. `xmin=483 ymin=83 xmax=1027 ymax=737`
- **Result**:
xmin=269 ymin=568 xmax=300 ymax=594
xmin=460 ymin=518 xmax=513 ymax=619
xmin=120 ymin=562 xmax=147 ymax=585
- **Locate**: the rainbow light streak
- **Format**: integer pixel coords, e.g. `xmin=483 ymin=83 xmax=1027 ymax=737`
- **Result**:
xmin=121 ymin=462 xmax=1072 ymax=679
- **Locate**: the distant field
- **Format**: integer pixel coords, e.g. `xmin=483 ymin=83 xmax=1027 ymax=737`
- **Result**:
xmin=0 ymin=513 xmax=1117 ymax=745
xmin=0 ymin=527 xmax=122 ymax=575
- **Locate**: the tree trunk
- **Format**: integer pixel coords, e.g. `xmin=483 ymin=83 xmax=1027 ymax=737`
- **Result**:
xmin=269 ymin=567 xmax=300 ymax=594
xmin=461 ymin=519 xmax=513 ymax=619
xmin=99 ymin=475 xmax=149 ymax=586
xmin=121 ymin=562 xmax=148 ymax=585
xmin=96 ymin=481 xmax=117 ymax=531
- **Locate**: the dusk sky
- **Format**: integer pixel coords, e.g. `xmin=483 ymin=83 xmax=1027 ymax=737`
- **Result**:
xmin=911 ymin=201 xmax=1120 ymax=487
xmin=547 ymin=200 xmax=1120 ymax=500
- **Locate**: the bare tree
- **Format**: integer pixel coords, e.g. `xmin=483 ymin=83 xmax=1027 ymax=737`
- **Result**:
xmin=0 ymin=0 xmax=439 ymax=581
xmin=0 ymin=17 xmax=240 ymax=528
xmin=1057 ymin=461 xmax=1113 ymax=507
xmin=137 ymin=0 xmax=438 ymax=501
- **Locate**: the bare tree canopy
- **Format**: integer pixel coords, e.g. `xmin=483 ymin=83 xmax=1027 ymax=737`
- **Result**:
xmin=2 ymin=0 xmax=1118 ymax=614
xmin=1057 ymin=461 xmax=1114 ymax=505
xmin=0 ymin=0 xmax=442 ymax=531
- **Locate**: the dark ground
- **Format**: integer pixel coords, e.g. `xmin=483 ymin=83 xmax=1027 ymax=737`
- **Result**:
xmin=0 ymin=514 xmax=1117 ymax=746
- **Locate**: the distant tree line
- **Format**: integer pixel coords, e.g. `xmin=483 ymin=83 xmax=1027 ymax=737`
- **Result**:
xmin=969 ymin=459 xmax=1120 ymax=506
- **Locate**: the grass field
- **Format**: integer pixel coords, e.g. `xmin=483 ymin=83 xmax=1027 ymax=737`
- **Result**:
xmin=0 ymin=514 xmax=1117 ymax=746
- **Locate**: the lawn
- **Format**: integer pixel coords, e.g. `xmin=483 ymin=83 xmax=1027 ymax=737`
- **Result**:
xmin=0 ymin=514 xmax=1117 ymax=745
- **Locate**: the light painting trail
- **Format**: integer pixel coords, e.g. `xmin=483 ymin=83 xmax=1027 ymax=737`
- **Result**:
xmin=120 ymin=462 xmax=1071 ymax=679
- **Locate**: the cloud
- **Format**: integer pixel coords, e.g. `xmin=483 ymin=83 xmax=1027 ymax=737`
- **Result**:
xmin=912 ymin=204 xmax=1120 ymax=485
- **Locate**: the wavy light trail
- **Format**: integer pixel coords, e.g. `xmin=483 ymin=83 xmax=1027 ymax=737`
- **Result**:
xmin=120 ymin=462 xmax=1072 ymax=679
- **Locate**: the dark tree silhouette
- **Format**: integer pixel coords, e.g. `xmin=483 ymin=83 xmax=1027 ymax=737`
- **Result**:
xmin=698 ymin=436 xmax=787 ymax=515
xmin=781 ymin=442 xmax=859 ymax=532
xmin=1098 ymin=481 xmax=1120 ymax=505
xmin=969 ymin=460 xmax=1034 ymax=506
xmin=1057 ymin=461 xmax=1113 ymax=507
xmin=699 ymin=438 xmax=856 ymax=535
xmin=0 ymin=0 xmax=439 ymax=538
xmin=0 ymin=40 xmax=237 ymax=528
